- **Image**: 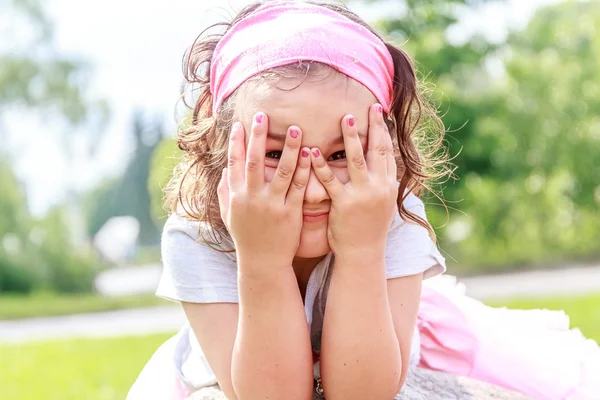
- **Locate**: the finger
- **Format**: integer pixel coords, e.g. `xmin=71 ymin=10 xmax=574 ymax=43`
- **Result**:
xmin=245 ymin=112 xmax=267 ymax=190
xmin=270 ymin=126 xmax=302 ymax=196
xmin=227 ymin=122 xmax=246 ymax=190
xmin=310 ymin=147 xmax=344 ymax=199
xmin=341 ymin=114 xmax=368 ymax=183
xmin=384 ymin=120 xmax=397 ymax=182
xmin=367 ymin=103 xmax=388 ymax=177
xmin=286 ymin=147 xmax=311 ymax=207
xmin=217 ymin=167 xmax=229 ymax=225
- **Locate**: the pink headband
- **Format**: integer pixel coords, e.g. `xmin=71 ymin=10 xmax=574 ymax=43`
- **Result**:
xmin=209 ymin=1 xmax=395 ymax=113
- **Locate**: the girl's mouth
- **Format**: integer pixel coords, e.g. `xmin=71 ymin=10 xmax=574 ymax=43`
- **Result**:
xmin=303 ymin=212 xmax=329 ymax=222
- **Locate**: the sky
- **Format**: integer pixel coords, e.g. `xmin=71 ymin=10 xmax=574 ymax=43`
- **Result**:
xmin=3 ymin=0 xmax=557 ymax=216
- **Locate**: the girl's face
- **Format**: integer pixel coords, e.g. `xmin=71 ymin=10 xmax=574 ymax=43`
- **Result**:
xmin=235 ymin=70 xmax=377 ymax=259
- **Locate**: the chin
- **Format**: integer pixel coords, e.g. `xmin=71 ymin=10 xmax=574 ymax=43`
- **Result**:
xmin=295 ymin=228 xmax=330 ymax=258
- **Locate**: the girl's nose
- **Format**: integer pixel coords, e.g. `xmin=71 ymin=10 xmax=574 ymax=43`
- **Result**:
xmin=304 ymin=168 xmax=330 ymax=204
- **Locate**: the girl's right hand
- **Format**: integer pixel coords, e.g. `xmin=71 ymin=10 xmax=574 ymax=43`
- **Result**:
xmin=217 ymin=113 xmax=311 ymax=272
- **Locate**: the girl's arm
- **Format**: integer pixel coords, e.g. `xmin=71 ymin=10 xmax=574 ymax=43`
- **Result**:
xmin=233 ymin=266 xmax=313 ymax=399
xmin=386 ymin=273 xmax=423 ymax=392
xmin=320 ymin=253 xmax=404 ymax=400
xmin=183 ymin=266 xmax=312 ymax=400
xmin=320 ymin=263 xmax=423 ymax=399
xmin=205 ymin=114 xmax=314 ymax=399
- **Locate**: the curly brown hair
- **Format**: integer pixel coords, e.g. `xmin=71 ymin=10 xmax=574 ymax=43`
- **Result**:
xmin=164 ymin=1 xmax=451 ymax=245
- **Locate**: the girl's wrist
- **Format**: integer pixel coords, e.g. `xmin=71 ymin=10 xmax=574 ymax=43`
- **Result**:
xmin=236 ymin=252 xmax=293 ymax=275
xmin=333 ymin=246 xmax=386 ymax=269
xmin=237 ymin=263 xmax=301 ymax=303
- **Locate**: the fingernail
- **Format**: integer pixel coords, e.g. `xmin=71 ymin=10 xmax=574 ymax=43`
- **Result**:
xmin=377 ymin=104 xmax=383 ymax=114
xmin=312 ymin=149 xmax=320 ymax=157
xmin=255 ymin=113 xmax=263 ymax=123
xmin=302 ymin=149 xmax=309 ymax=158
xmin=290 ymin=128 xmax=299 ymax=138
xmin=348 ymin=116 xmax=355 ymax=127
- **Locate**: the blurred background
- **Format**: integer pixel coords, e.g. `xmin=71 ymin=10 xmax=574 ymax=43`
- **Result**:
xmin=1 ymin=0 xmax=599 ymax=398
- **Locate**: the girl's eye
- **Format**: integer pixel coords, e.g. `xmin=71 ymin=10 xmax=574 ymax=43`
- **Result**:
xmin=265 ymin=151 xmax=282 ymax=160
xmin=327 ymin=150 xmax=346 ymax=161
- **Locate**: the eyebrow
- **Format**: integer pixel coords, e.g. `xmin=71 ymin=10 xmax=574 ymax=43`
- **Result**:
xmin=267 ymin=131 xmax=367 ymax=145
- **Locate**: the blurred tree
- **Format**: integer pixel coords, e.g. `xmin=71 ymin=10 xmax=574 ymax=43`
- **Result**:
xmin=0 ymin=160 xmax=98 ymax=293
xmin=84 ymin=112 xmax=165 ymax=246
xmin=0 ymin=159 xmax=30 ymax=235
xmin=0 ymin=159 xmax=37 ymax=293
xmin=125 ymin=114 xmax=165 ymax=244
xmin=0 ymin=0 xmax=108 ymax=131
xmin=34 ymin=206 xmax=98 ymax=293
xmin=148 ymin=138 xmax=181 ymax=227
xmin=451 ymin=0 xmax=600 ymax=268
xmin=370 ymin=0 xmax=600 ymax=270
xmin=0 ymin=0 xmax=105 ymax=292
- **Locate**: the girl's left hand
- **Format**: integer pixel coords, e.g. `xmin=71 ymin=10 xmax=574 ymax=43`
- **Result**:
xmin=310 ymin=103 xmax=398 ymax=261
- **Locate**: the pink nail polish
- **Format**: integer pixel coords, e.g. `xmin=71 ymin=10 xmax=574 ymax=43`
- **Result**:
xmin=377 ymin=104 xmax=383 ymax=114
xmin=348 ymin=116 xmax=355 ymax=127
xmin=290 ymin=128 xmax=299 ymax=138
xmin=302 ymin=149 xmax=309 ymax=158
xmin=255 ymin=113 xmax=263 ymax=123
xmin=312 ymin=149 xmax=320 ymax=157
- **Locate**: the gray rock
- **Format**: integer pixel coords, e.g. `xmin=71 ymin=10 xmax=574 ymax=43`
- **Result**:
xmin=185 ymin=367 xmax=533 ymax=400
xmin=397 ymin=368 xmax=533 ymax=400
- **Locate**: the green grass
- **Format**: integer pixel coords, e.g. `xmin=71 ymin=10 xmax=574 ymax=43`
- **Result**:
xmin=0 ymin=293 xmax=170 ymax=320
xmin=486 ymin=292 xmax=600 ymax=343
xmin=0 ymin=333 xmax=174 ymax=400
xmin=1 ymin=293 xmax=598 ymax=400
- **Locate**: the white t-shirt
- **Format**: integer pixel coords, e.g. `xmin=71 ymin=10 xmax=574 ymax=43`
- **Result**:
xmin=156 ymin=193 xmax=446 ymax=391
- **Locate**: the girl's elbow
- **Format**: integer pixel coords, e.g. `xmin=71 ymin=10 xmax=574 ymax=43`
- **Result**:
xmin=395 ymin=376 xmax=406 ymax=397
xmin=394 ymin=364 xmax=409 ymax=395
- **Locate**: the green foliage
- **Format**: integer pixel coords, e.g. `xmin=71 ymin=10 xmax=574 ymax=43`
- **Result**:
xmin=0 ymin=160 xmax=37 ymax=292
xmin=0 ymin=207 xmax=100 ymax=294
xmin=148 ymin=138 xmax=181 ymax=226
xmin=374 ymin=0 xmax=496 ymax=77
xmin=0 ymin=0 xmax=108 ymax=128
xmin=83 ymin=112 xmax=166 ymax=246
xmin=0 ymin=0 xmax=107 ymax=293
xmin=33 ymin=208 xmax=100 ymax=293
xmin=372 ymin=0 xmax=600 ymax=271
xmin=0 ymin=333 xmax=174 ymax=400
xmin=0 ymin=159 xmax=101 ymax=294
xmin=0 ymin=256 xmax=40 ymax=294
xmin=82 ymin=177 xmax=123 ymax=238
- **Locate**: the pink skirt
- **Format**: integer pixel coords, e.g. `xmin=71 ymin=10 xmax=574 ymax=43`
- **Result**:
xmin=418 ymin=277 xmax=600 ymax=400
xmin=128 ymin=277 xmax=600 ymax=400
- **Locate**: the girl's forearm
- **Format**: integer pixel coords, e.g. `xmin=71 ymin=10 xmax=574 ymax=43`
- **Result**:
xmin=231 ymin=264 xmax=313 ymax=400
xmin=320 ymin=254 xmax=402 ymax=400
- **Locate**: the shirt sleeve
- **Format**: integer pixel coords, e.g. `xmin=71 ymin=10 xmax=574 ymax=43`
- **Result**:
xmin=156 ymin=213 xmax=239 ymax=303
xmin=385 ymin=193 xmax=447 ymax=280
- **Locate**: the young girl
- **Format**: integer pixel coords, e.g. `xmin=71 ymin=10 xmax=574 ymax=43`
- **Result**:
xmin=129 ymin=1 xmax=600 ymax=399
